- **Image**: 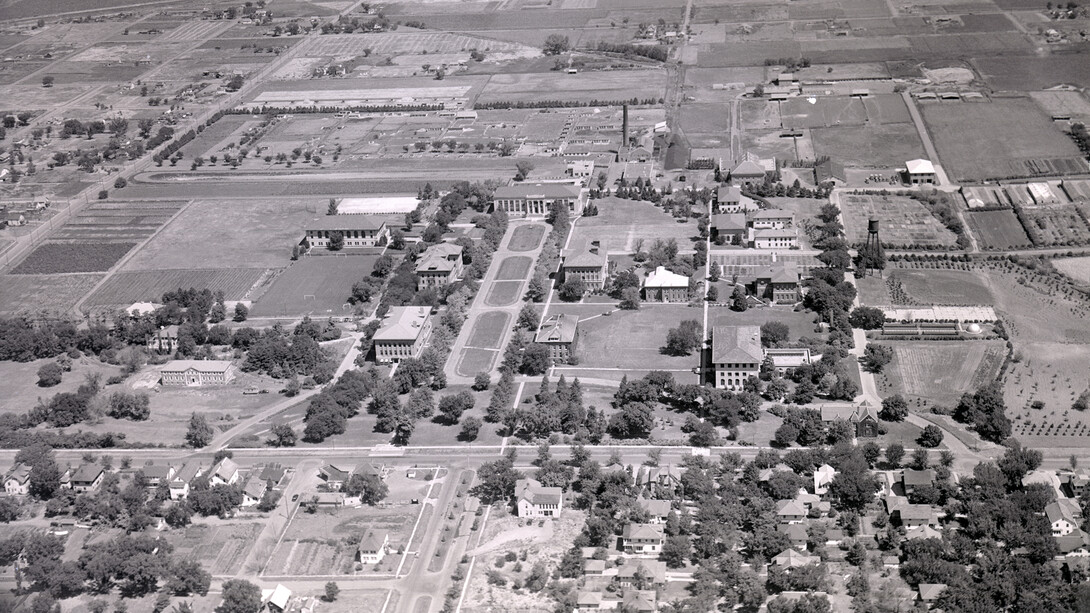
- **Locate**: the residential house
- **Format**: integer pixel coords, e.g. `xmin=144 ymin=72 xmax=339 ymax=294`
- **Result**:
xmin=818 ymin=402 xmax=879 ymax=438
xmin=493 ymin=183 xmax=586 ymax=217
xmin=140 ymin=464 xmax=176 ymax=487
xmin=778 ymin=523 xmax=808 ymax=549
xmin=634 ymin=465 xmax=683 ymax=496
xmin=1061 ymin=469 xmax=1090 ymax=498
xmin=918 ymin=584 xmax=946 ymax=604
xmin=319 ymin=464 xmax=355 ymax=490
xmin=69 ymin=464 xmax=104 ymax=493
xmin=357 ymin=530 xmax=390 ymax=564
xmin=641 ymin=266 xmax=690 ymax=303
xmin=561 ymin=242 xmax=609 ymax=290
xmin=901 ymin=469 xmax=936 ymax=495
xmin=584 ymin=559 xmax=607 ymax=576
xmin=637 ymin=497 xmax=671 ymax=524
xmin=622 ymin=590 xmax=657 ymax=613
xmin=814 ymin=464 xmax=836 ymax=497
xmin=147 ymin=325 xmax=180 ymax=353
xmin=4 ymin=464 xmax=30 ymax=496
xmin=303 ymin=215 xmax=389 ymax=249
xmin=169 ymin=462 xmax=204 ymax=500
xmin=265 ymin=584 xmax=292 ymax=613
xmin=516 ymin=478 xmax=563 ymax=518
xmin=749 ymin=262 xmax=801 ymax=304
xmin=534 ymin=314 xmax=579 ymax=364
xmin=415 ymin=242 xmax=464 ymax=290
xmin=905 ymin=525 xmax=943 ymax=541
xmin=1056 ymin=531 xmax=1090 ymax=557
xmin=576 ymin=592 xmax=604 ymax=610
xmin=160 ymin=360 xmax=234 ymax=386
xmin=772 ymin=548 xmax=819 ymax=568
xmin=622 ymin=523 xmax=665 ymax=555
xmin=905 ymin=159 xmax=936 ymax=185
xmin=1048 ymin=501 xmax=1079 ymax=537
xmin=614 ymin=560 xmax=666 ymax=588
xmin=711 ymin=325 xmax=763 ymax=390
xmin=258 ymin=464 xmax=288 ymax=486
xmin=210 ymin=457 xmax=241 ymax=486
xmin=241 ymin=476 xmax=268 ymax=508
xmin=373 ymin=306 xmax=433 ymax=364
xmin=776 ymin=499 xmax=808 ymax=524
xmin=710 ymin=213 xmax=746 ymax=244
xmin=893 ymin=504 xmax=939 ymax=528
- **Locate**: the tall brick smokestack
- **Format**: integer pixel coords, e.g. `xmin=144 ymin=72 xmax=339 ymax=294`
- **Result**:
xmin=622 ymin=103 xmax=629 ymax=148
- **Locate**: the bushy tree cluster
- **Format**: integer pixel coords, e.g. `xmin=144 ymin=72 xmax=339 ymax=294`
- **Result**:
xmin=303 ymin=368 xmax=380 ymax=442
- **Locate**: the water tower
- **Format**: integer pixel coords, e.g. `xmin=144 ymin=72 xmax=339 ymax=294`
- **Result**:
xmin=862 ymin=217 xmax=883 ymax=276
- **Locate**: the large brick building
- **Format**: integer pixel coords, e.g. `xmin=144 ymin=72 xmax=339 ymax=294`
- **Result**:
xmin=492 ymin=183 xmax=586 ymax=217
xmin=642 ymin=266 xmax=690 ymax=302
xmin=535 ymin=313 xmax=579 ymax=363
xmin=415 ymin=242 xmax=464 ymax=289
xmin=560 ymin=242 xmax=609 ymax=291
xmin=160 ymin=360 xmax=234 ymax=386
xmin=373 ymin=307 xmax=433 ymax=364
xmin=711 ymin=325 xmax=763 ymax=390
xmin=303 ymin=216 xmax=389 ymax=249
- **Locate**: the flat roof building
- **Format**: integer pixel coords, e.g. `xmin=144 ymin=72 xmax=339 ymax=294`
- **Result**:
xmin=493 ymin=183 xmax=585 ymax=218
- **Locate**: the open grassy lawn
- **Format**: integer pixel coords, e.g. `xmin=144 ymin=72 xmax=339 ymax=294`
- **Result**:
xmin=709 ymin=306 xmax=823 ymax=344
xmin=887 ymin=268 xmax=994 ymax=305
xmin=484 ymin=281 xmax=523 ymax=307
xmin=1054 ymin=256 xmax=1090 ymax=284
xmin=251 ymin=255 xmax=377 ymax=317
xmin=495 ymin=255 xmax=532 ymax=280
xmin=0 ymin=357 xmax=119 ymax=415
xmin=122 ymin=197 xmax=339 ymax=271
xmin=507 ymin=224 xmax=545 ymax=252
xmin=455 ymin=347 xmax=500 ymax=379
xmin=477 ymin=69 xmax=667 ymax=103
xmin=811 ymin=122 xmax=926 ymax=168
xmin=572 ymin=197 xmax=701 ymax=253
xmin=551 ymin=304 xmax=702 ymax=371
xmin=466 ymin=311 xmax=510 ymax=349
xmin=855 ymin=273 xmax=892 ymax=306
xmin=874 ymin=340 xmax=1007 ymax=407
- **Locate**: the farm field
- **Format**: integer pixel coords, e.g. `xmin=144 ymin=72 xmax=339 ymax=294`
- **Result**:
xmin=84 ymin=268 xmax=269 ymax=307
xmin=507 ymin=224 xmax=545 ymax=252
xmin=476 ymin=70 xmax=667 ymax=103
xmin=964 ymin=209 xmax=1032 ymax=250
xmin=165 ymin=523 xmax=263 ymax=577
xmin=919 ymin=98 xmax=1087 ymax=182
xmin=839 ymin=194 xmax=959 ymax=248
xmin=122 ymin=198 xmax=336 ymax=271
xmin=1007 ymin=342 xmax=1090 ymax=442
xmin=811 ymin=122 xmax=926 ymax=168
xmin=304 ymin=31 xmax=536 ymax=58
xmin=887 ymin=268 xmax=994 ymax=305
xmin=874 ymin=340 xmax=1007 ymax=407
xmin=251 ymin=256 xmax=376 ymax=317
xmin=1017 ymin=204 xmax=1090 ymax=246
xmin=0 ymin=273 xmax=103 ymax=316
xmin=1054 ymin=256 xmax=1090 ymax=284
xmin=12 ymin=242 xmax=136 ymax=274
xmin=49 ymin=200 xmax=186 ymax=243
xmin=572 ymin=197 xmax=699 ymax=253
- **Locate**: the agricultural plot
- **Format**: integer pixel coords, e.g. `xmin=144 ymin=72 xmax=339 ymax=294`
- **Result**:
xmin=507 ymin=224 xmax=546 ymax=252
xmin=267 ymin=503 xmax=418 ymax=575
xmin=839 ymin=194 xmax=959 ymax=248
xmin=251 ymin=256 xmax=376 ymax=317
xmin=477 ymin=70 xmax=667 ymax=104
xmin=888 ymin=268 xmax=994 ymax=305
xmin=975 ymin=55 xmax=1090 ymax=91
xmin=166 ymin=523 xmax=262 ymax=577
xmin=811 ymin=122 xmax=926 ymax=168
xmin=304 ymin=32 xmax=536 ymax=58
xmin=85 ymin=268 xmax=268 ymax=307
xmin=920 ymin=98 xmax=1087 ymax=181
xmin=50 ymin=201 xmax=185 ymax=243
xmin=12 ymin=242 xmax=136 ymax=274
xmin=875 ymin=341 xmax=1007 ymax=407
xmin=0 ymin=273 xmax=103 ymax=316
xmin=963 ymin=209 xmax=1031 ymax=250
xmin=1054 ymin=256 xmax=1090 ymax=284
xmin=1016 ymin=204 xmax=1090 ymax=246
xmin=1008 ymin=342 xmax=1090 ymax=443
xmin=572 ymin=197 xmax=699 ymax=253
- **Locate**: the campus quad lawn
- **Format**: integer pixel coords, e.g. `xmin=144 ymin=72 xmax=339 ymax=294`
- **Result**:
xmin=708 ymin=306 xmax=823 ymax=344
xmin=507 ymin=224 xmax=545 ymax=252
xmin=551 ymin=304 xmax=701 ymax=371
xmin=485 ymin=281 xmax=523 ymax=307
xmin=572 ymin=197 xmax=700 ymax=253
xmin=251 ymin=255 xmax=379 ymax=317
xmin=455 ymin=347 xmax=500 ymax=379
xmin=466 ymin=311 xmax=510 ymax=349
xmin=495 ymin=255 xmax=532 ymax=280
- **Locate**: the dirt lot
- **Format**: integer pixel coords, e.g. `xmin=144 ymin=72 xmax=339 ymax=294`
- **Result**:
xmin=875 ymin=340 xmax=1007 ymax=407
xmin=920 ymin=98 xmax=1086 ymax=182
xmin=964 ymin=209 xmax=1032 ymax=250
xmin=572 ymin=197 xmax=699 ymax=253
xmin=1054 ymin=256 xmax=1090 ymax=284
xmin=250 ymin=255 xmax=377 ymax=317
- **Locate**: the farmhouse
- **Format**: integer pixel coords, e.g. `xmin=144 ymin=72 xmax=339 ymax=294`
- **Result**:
xmin=749 ymin=262 xmax=802 ymax=304
xmin=303 ymin=216 xmax=389 ymax=249
xmin=373 ymin=306 xmax=433 ymax=364
xmin=357 ymin=530 xmax=390 ymax=564
xmin=710 ymin=213 xmax=747 ymax=244
xmin=68 ymin=464 xmax=104 ymax=493
xmin=160 ymin=360 xmax=234 ymax=386
xmin=516 ymin=478 xmax=563 ymax=517
xmin=147 ymin=325 xmax=180 ymax=353
xmin=534 ymin=313 xmax=579 ymax=363
xmin=712 ymin=325 xmax=763 ymax=390
xmin=904 ymin=159 xmax=936 ymax=185
xmin=621 ymin=523 xmax=665 ymax=555
xmin=819 ymin=403 xmax=879 ymax=438
xmin=169 ymin=462 xmax=204 ymax=500
xmin=642 ymin=266 xmax=690 ymax=302
xmin=210 ymin=457 xmax=241 ymax=486
xmin=561 ymin=242 xmax=609 ymax=290
xmin=415 ymin=242 xmax=463 ymax=289
xmin=4 ymin=464 xmax=30 ymax=496
xmin=492 ymin=183 xmax=586 ymax=217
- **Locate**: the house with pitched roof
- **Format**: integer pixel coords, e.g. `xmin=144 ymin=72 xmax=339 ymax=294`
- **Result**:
xmin=4 ymin=464 xmax=30 ymax=496
xmin=634 ymin=465 xmax=683 ymax=496
xmin=901 ymin=469 xmax=936 ymax=495
xmin=715 ymin=185 xmax=742 ymax=212
xmin=516 ymin=478 xmax=563 ymax=518
xmin=622 ymin=523 xmax=665 ymax=555
xmin=893 ymin=504 xmax=939 ymax=529
xmin=140 ymin=464 xmax=176 ymax=487
xmin=642 ymin=266 xmax=690 ymax=303
xmin=357 ymin=530 xmax=390 ymax=564
xmin=373 ymin=306 xmax=433 ymax=364
xmin=1048 ymin=501 xmax=1079 ymax=537
xmin=170 ymin=462 xmax=204 ymax=500
xmin=778 ymin=523 xmax=808 ymax=549
xmin=918 ymin=583 xmax=946 ymax=604
xmin=210 ymin=457 xmax=240 ymax=486
xmin=561 ymin=242 xmax=609 ymax=290
xmin=710 ymin=213 xmax=747 ymax=244
xmin=819 ymin=402 xmax=879 ymax=438
xmin=636 ymin=497 xmax=672 ymax=524
xmin=776 ymin=499 xmax=808 ymax=524
xmin=319 ymin=464 xmax=355 ymax=490
xmin=534 ymin=314 xmax=579 ymax=363
xmin=905 ymin=159 xmax=936 ymax=184
xmin=814 ymin=464 xmax=836 ymax=497
xmin=773 ymin=548 xmax=819 ymax=567
xmin=711 ymin=325 xmax=763 ymax=390
xmin=749 ymin=262 xmax=802 ymax=304
xmin=415 ymin=242 xmax=463 ymax=289
xmin=69 ymin=464 xmax=104 ymax=492
xmin=622 ymin=590 xmax=657 ymax=612
xmin=241 ymin=476 xmax=268 ymax=507
xmin=614 ymin=560 xmax=666 ymax=588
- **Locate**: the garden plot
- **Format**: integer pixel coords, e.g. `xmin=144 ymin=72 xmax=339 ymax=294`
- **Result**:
xmin=875 ymin=341 xmax=1006 ymax=407
xmin=0 ymin=273 xmax=103 ymax=316
xmin=963 ymin=209 xmax=1031 ymax=250
xmin=166 ymin=523 xmax=262 ymax=577
xmin=839 ymin=194 xmax=959 ymax=248
xmin=85 ymin=268 xmax=269 ymax=307
xmin=1017 ymin=204 xmax=1090 ymax=246
xmin=12 ymin=242 xmax=136 ymax=274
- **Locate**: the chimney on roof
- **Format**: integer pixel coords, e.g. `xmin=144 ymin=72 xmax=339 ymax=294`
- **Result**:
xmin=589 ymin=246 xmax=598 ymax=254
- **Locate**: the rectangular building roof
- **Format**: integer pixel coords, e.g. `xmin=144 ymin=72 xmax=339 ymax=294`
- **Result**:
xmin=161 ymin=360 xmax=233 ymax=374
xmin=711 ymin=325 xmax=763 ymax=364
xmin=493 ymin=183 xmax=581 ymax=200
xmin=373 ymin=306 xmax=431 ymax=342
xmin=305 ymin=215 xmax=390 ymax=232
xmin=535 ymin=314 xmax=578 ymax=345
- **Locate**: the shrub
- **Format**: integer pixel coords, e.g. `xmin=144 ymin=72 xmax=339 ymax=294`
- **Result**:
xmin=37 ymin=362 xmax=63 ymax=387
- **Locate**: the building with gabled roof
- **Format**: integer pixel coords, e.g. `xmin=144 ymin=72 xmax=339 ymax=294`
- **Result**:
xmin=621 ymin=523 xmax=665 ymax=555
xmin=814 ymin=464 xmax=836 ymax=497
xmin=637 ymin=497 xmax=672 ymax=524
xmin=818 ymin=402 xmax=879 ymax=438
xmin=905 ymin=159 xmax=936 ymax=185
xmin=711 ymin=325 xmax=763 ymax=390
xmin=140 ymin=463 xmax=175 ymax=487
xmin=778 ymin=523 xmax=808 ymax=549
xmin=773 ymin=548 xmax=819 ymax=567
xmin=534 ymin=314 xmax=579 ymax=363
xmin=160 ymin=360 xmax=234 ymax=386
xmin=516 ymin=478 xmax=563 ymax=518
xmin=169 ymin=462 xmax=204 ymax=500
xmin=622 ymin=590 xmax=657 ymax=612
xmin=561 ymin=242 xmax=609 ymax=290
xmin=893 ymin=504 xmax=939 ymax=528
xmin=319 ymin=464 xmax=355 ymax=489
xmin=303 ymin=215 xmax=389 ymax=249
xmin=710 ymin=213 xmax=747 ymax=244
xmin=373 ymin=306 xmax=433 ymax=364
xmin=69 ymin=464 xmax=104 ymax=492
xmin=358 ymin=530 xmax=389 ymax=564
xmin=749 ymin=227 xmax=798 ymax=249
xmin=415 ymin=242 xmax=463 ymax=290
xmin=642 ymin=266 xmax=690 ymax=303
xmin=716 ymin=185 xmax=741 ymax=212
xmin=241 ymin=476 xmax=268 ymax=508
xmin=901 ymin=469 xmax=935 ymax=495
xmin=210 ymin=457 xmax=240 ymax=486
xmin=4 ymin=464 xmax=30 ymax=496
xmin=905 ymin=525 xmax=943 ymax=541
xmin=1048 ymin=501 xmax=1079 ymax=537
xmin=147 ymin=325 xmax=180 ymax=353
xmin=748 ymin=209 xmax=794 ymax=229
xmin=749 ymin=262 xmax=801 ymax=304
xmin=731 ymin=160 xmax=767 ymax=183
xmin=776 ymin=499 xmax=808 ymax=524
xmin=918 ymin=583 xmax=946 ymax=603
xmin=614 ymin=560 xmax=666 ymax=587
xmin=265 ymin=584 xmax=292 ymax=612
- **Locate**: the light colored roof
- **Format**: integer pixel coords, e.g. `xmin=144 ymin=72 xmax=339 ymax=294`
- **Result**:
xmin=752 ymin=228 xmax=797 ymax=239
xmin=773 ymin=548 xmax=818 ymax=567
xmin=777 ymin=523 xmax=808 ymax=540
xmin=623 ymin=523 xmax=664 ymax=541
xmin=416 ymin=243 xmax=462 ymax=273
xmin=906 ymin=159 xmax=935 ymax=174
xmin=172 ymin=462 xmax=202 ymax=484
xmin=643 ymin=266 xmax=689 ymax=289
xmin=718 ymin=185 xmax=742 ymax=201
xmin=905 ymin=525 xmax=942 ymax=540
xmin=733 ymin=160 xmax=767 ymax=176
xmin=775 ymin=499 xmax=807 ymax=517
xmin=765 ymin=347 xmax=810 ymax=368
xmin=918 ymin=584 xmax=946 ymax=601
xmin=754 ymin=262 xmax=800 ymax=284
xmin=243 ymin=476 xmax=267 ymax=499
xmin=305 ymin=215 xmax=389 ymax=231
xmin=576 ymin=591 xmax=602 ymax=605
xmin=516 ymin=478 xmax=562 ymax=506
xmin=616 ymin=560 xmax=666 ymax=583
xmin=750 ymin=209 xmax=794 ymax=220
xmin=493 ymin=183 xmax=580 ymax=199
xmin=563 ymin=244 xmax=607 ymax=269
xmin=711 ymin=325 xmax=763 ymax=364
xmin=161 ymin=360 xmax=232 ymax=374
xmin=711 ymin=213 xmax=746 ymax=231
xmin=358 ymin=529 xmax=388 ymax=552
xmin=373 ymin=306 xmax=431 ymax=342
xmin=535 ymin=314 xmax=578 ymax=345
xmin=267 ymin=584 xmax=292 ymax=609
xmin=212 ymin=458 xmax=239 ymax=481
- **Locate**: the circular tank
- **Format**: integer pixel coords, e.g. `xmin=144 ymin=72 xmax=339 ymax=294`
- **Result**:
xmin=868 ymin=218 xmax=880 ymax=233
